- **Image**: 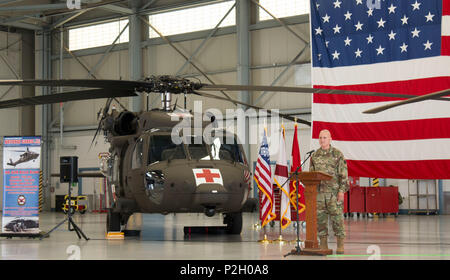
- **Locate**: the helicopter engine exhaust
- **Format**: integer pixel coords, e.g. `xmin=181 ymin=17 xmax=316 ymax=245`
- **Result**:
xmin=113 ymin=111 xmax=137 ymax=136
xmin=204 ymin=206 xmax=216 ymax=217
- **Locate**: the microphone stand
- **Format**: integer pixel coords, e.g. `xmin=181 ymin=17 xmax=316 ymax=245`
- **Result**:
xmin=40 ymin=178 xmax=89 ymax=241
xmin=284 ymin=151 xmax=314 ymax=257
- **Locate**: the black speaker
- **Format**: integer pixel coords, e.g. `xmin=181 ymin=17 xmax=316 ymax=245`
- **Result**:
xmin=60 ymin=156 xmax=78 ymax=183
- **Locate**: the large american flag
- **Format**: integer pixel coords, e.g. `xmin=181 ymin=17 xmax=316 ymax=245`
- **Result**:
xmin=254 ymin=129 xmax=276 ymax=227
xmin=310 ymin=0 xmax=450 ymax=179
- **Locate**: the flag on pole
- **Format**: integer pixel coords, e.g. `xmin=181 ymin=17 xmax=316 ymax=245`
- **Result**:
xmin=254 ymin=128 xmax=276 ymax=227
xmin=273 ymin=125 xmax=291 ymax=229
xmin=290 ymin=122 xmax=306 ymax=219
xmin=309 ymin=0 xmax=450 ymax=179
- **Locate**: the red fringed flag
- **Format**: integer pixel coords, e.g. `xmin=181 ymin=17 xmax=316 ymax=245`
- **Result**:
xmin=290 ymin=122 xmax=306 ymax=221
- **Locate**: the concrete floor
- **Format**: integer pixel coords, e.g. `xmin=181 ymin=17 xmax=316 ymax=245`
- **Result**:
xmin=1 ymin=212 xmax=450 ymax=260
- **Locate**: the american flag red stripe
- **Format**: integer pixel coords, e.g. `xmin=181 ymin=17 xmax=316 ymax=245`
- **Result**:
xmin=442 ymin=37 xmax=450 ymax=55
xmin=348 ymin=160 xmax=450 ymax=179
xmin=442 ymin=0 xmax=450 ymax=54
xmin=255 ymin=165 xmax=272 ymax=187
xmin=313 ymin=76 xmax=450 ymax=104
xmin=313 ymin=118 xmax=450 ymax=141
xmin=444 ymin=0 xmax=450 ymax=13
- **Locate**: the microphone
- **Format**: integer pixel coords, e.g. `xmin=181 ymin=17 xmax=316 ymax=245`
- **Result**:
xmin=306 ymin=149 xmax=315 ymax=155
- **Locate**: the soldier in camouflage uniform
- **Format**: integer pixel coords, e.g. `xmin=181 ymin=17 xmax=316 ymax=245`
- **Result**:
xmin=309 ymin=129 xmax=349 ymax=254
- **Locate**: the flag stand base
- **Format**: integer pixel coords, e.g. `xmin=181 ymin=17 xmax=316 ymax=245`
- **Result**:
xmin=272 ymin=235 xmax=288 ymax=244
xmin=258 ymin=234 xmax=272 ymax=244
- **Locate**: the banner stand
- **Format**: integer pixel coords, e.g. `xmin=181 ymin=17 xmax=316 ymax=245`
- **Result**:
xmin=0 ymin=232 xmax=47 ymax=239
xmin=1 ymin=136 xmax=46 ymax=239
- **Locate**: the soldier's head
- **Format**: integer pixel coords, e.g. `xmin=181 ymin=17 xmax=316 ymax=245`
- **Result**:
xmin=319 ymin=129 xmax=332 ymax=150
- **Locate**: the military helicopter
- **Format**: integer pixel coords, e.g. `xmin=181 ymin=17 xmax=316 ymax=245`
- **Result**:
xmin=0 ymin=76 xmax=447 ymax=234
xmin=4 ymin=217 xmax=39 ymax=233
xmin=7 ymin=147 xmax=40 ymax=167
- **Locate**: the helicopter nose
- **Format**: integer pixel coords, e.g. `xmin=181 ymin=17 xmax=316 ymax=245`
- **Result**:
xmin=194 ymin=184 xmax=228 ymax=205
xmin=196 ymin=184 xmax=227 ymax=194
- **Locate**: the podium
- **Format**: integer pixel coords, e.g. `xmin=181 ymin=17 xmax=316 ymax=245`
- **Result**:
xmin=290 ymin=171 xmax=333 ymax=256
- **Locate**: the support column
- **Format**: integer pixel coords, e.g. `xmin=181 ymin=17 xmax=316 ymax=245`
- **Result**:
xmin=129 ymin=0 xmax=143 ymax=112
xmin=36 ymin=29 xmax=52 ymax=211
xmin=236 ymin=0 xmax=251 ymax=165
xmin=20 ymin=30 xmax=35 ymax=136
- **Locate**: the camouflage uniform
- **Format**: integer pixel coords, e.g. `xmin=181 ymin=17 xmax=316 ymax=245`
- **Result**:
xmin=309 ymin=145 xmax=349 ymax=238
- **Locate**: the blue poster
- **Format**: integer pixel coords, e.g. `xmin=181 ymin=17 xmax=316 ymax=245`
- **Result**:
xmin=2 ymin=136 xmax=41 ymax=234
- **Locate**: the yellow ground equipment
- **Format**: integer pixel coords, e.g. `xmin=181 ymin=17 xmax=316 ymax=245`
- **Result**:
xmin=62 ymin=195 xmax=88 ymax=214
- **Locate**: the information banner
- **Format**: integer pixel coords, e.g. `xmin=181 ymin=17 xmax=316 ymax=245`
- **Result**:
xmin=2 ymin=136 xmax=41 ymax=234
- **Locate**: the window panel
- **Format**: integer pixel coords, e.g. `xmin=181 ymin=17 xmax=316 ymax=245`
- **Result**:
xmin=148 ymin=135 xmax=186 ymax=164
xmin=132 ymin=137 xmax=144 ymax=169
xmin=259 ymin=0 xmax=309 ymax=21
xmin=148 ymin=1 xmax=235 ymax=38
xmin=69 ymin=19 xmax=129 ymax=51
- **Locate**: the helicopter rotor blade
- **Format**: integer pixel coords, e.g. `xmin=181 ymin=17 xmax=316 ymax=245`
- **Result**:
xmin=200 ymin=84 xmax=450 ymax=102
xmin=4 ymin=78 xmax=449 ymax=104
xmin=193 ymin=90 xmax=311 ymax=126
xmin=0 ymin=88 xmax=137 ymax=109
xmin=0 ymin=79 xmax=148 ymax=90
xmin=363 ymin=88 xmax=450 ymax=114
xmin=89 ymin=97 xmax=114 ymax=150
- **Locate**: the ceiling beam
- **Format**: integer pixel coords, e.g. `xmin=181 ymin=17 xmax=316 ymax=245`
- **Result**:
xmin=50 ymin=9 xmax=89 ymax=29
xmin=98 ymin=4 xmax=132 ymax=15
xmin=0 ymin=3 xmax=67 ymax=12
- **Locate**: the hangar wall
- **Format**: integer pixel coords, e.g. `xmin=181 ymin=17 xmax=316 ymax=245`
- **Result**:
xmin=0 ymin=30 xmax=28 ymax=208
xmin=0 ymin=31 xmax=21 ymax=135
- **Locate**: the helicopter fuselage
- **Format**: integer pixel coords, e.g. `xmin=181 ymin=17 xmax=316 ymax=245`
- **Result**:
xmin=105 ymin=109 xmax=252 ymax=226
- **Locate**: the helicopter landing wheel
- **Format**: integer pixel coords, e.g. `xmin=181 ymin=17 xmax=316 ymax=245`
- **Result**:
xmin=107 ymin=209 xmax=121 ymax=232
xmin=224 ymin=212 xmax=243 ymax=234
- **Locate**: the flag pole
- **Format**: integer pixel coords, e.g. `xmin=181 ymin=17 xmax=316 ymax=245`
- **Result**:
xmin=284 ymin=120 xmax=304 ymax=256
xmin=284 ymin=150 xmax=314 ymax=256
xmin=257 ymin=124 xmax=273 ymax=244
xmin=294 ymin=119 xmax=300 ymax=248
xmin=273 ymin=124 xmax=287 ymax=244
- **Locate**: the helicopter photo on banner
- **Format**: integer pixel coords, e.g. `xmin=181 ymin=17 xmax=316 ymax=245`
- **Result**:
xmin=2 ymin=136 xmax=41 ymax=234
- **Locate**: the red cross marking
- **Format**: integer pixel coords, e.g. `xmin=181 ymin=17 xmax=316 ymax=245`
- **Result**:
xmin=195 ymin=169 xmax=220 ymax=183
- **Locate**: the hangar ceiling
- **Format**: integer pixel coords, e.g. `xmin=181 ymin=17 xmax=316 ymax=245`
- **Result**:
xmin=0 ymin=0 xmax=224 ymax=31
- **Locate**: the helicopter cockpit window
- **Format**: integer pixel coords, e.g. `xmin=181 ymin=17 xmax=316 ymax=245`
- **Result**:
xmin=209 ymin=134 xmax=244 ymax=163
xmin=148 ymin=135 xmax=186 ymax=164
xmin=186 ymin=136 xmax=210 ymax=160
xmin=132 ymin=137 xmax=144 ymax=169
